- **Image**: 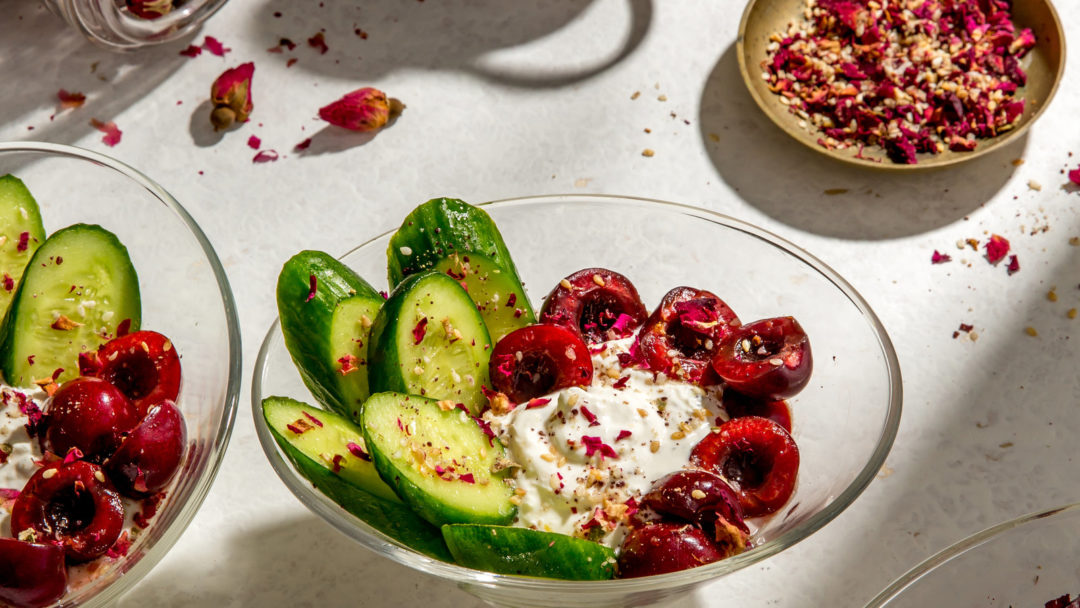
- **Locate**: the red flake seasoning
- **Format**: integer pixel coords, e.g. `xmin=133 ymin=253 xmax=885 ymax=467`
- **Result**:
xmin=624 ymin=496 xmax=639 ymax=518
xmin=985 ymin=234 xmax=1010 ymax=264
xmin=581 ymin=436 xmax=618 ymax=460
xmin=26 ymin=355 xmax=34 ymax=365
xmin=294 ymin=137 xmax=313 ymax=152
xmin=589 ymin=343 xmax=608 ymax=356
xmin=616 ymin=429 xmax=632 ymax=441
xmin=525 ymin=397 xmax=550 ymax=409
xmin=16 ymin=393 xmax=44 ymax=437
xmin=308 ymin=32 xmax=329 ymax=54
xmin=609 ymin=313 xmax=636 ymax=338
xmin=57 ymin=89 xmax=86 ymax=110
xmin=931 ymin=250 xmax=951 ymax=264
xmin=247 ymin=135 xmax=261 ymax=149
xmin=202 ymin=35 xmax=230 ymax=57
xmin=117 ymin=318 xmax=133 ymax=337
xmin=302 ymin=411 xmax=324 ymax=428
xmin=379 ymin=290 xmax=389 ymax=299
xmin=2 ymin=274 xmax=12 ymax=292
xmin=458 ymin=473 xmax=475 ymax=484
xmin=580 ymin=509 xmax=605 ymax=531
xmin=286 ymin=418 xmax=314 ymax=435
xmin=331 ymin=454 xmax=345 ymax=473
xmin=346 ymin=441 xmax=371 ymax=462
xmin=179 ymin=44 xmax=202 ymax=57
xmin=1069 ymin=166 xmax=1080 ymax=186
xmin=473 ymin=416 xmax=496 ymax=446
xmin=337 ymin=353 xmax=359 ymax=375
xmin=1006 ymin=254 xmax=1020 ymax=275
xmin=612 ymin=376 xmax=630 ymax=390
xmin=253 ymin=149 xmax=279 ymax=163
xmin=105 ymin=531 xmax=131 ymax=559
xmin=412 ymin=317 xmax=428 ymax=345
xmin=304 ymin=274 xmax=317 ymax=302
xmin=133 ymin=492 xmax=165 ymax=529
xmin=505 ymin=293 xmax=517 ymax=308
xmin=16 ymin=232 xmax=29 ymax=252
xmin=62 ymin=447 xmax=84 ymax=464
xmin=90 ymin=118 xmax=122 ymax=147
xmin=580 ymin=405 xmax=599 ymax=427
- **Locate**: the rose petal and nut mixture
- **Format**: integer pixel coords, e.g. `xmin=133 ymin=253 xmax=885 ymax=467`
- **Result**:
xmin=762 ymin=0 xmax=1035 ymax=164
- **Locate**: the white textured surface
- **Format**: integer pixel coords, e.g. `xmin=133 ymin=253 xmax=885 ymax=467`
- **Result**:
xmin=2 ymin=0 xmax=1080 ymax=606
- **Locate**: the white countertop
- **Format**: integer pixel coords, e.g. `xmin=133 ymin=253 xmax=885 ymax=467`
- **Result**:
xmin=3 ymin=1 xmax=1079 ymax=606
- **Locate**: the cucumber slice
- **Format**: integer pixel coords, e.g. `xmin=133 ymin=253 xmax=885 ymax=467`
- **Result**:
xmin=277 ymin=251 xmax=383 ymax=421
xmin=368 ymin=271 xmax=492 ymax=415
xmin=0 ymin=224 xmax=140 ymax=387
xmin=361 ymin=391 xmax=516 ymax=528
xmin=442 ymin=525 xmax=617 ymax=580
xmin=387 ymin=198 xmax=535 ymax=341
xmin=0 ymin=176 xmax=45 ymax=318
xmin=261 ymin=396 xmax=452 ymax=561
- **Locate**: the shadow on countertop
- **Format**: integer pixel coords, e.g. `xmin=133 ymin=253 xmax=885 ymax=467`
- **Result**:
xmin=0 ymin=3 xmax=191 ymax=149
xmin=248 ymin=0 xmax=652 ymax=89
xmin=698 ymin=44 xmax=1027 ymax=241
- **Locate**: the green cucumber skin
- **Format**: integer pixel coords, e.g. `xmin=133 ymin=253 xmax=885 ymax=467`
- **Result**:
xmin=276 ymin=250 xmax=383 ymax=421
xmin=442 ymin=525 xmax=617 ymax=580
xmin=386 ymin=198 xmax=535 ymax=340
xmin=0 ymin=224 xmax=140 ymax=387
xmin=361 ymin=392 xmax=516 ymax=528
xmin=262 ymin=397 xmax=451 ymax=561
xmin=367 ymin=271 xmax=492 ymax=415
xmin=0 ymin=176 xmax=45 ymax=319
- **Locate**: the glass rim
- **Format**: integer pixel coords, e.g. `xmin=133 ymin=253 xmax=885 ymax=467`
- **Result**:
xmin=0 ymin=140 xmax=243 ymax=604
xmin=252 ymin=193 xmax=903 ymax=592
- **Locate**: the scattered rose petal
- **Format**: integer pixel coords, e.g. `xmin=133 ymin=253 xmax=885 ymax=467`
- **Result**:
xmin=582 ymin=436 xmax=618 ymax=459
xmin=286 ymin=58 xmax=298 ymax=68
xmin=412 ymin=317 xmax=428 ymax=345
xmin=105 ymin=531 xmax=131 ymax=559
xmin=304 ymin=274 xmax=317 ymax=302
xmin=1006 ymin=254 xmax=1020 ymax=275
xmin=90 ymin=118 xmax=122 ymax=146
xmin=267 ymin=38 xmax=297 ymax=53
xmin=252 ymin=149 xmax=279 ymax=163
xmin=931 ymin=250 xmax=952 ymax=264
xmin=1068 ymin=166 xmax=1080 ymax=186
xmin=525 ymin=397 xmax=550 ymax=409
xmin=57 ymin=89 xmax=86 ymax=110
xmin=985 ymin=234 xmax=1010 ymax=264
xmin=308 ymin=32 xmax=329 ymax=54
xmin=580 ymin=405 xmax=599 ymax=426
xmin=202 ymin=35 xmax=230 ymax=57
xmin=318 ymin=87 xmax=403 ymax=132
xmin=247 ymin=135 xmax=261 ymax=149
xmin=294 ymin=137 xmax=313 ymax=152
xmin=616 ymin=430 xmax=632 ymax=441
xmin=337 ymin=353 xmax=359 ymax=375
xmin=302 ymin=411 xmax=323 ymax=428
xmin=458 ymin=473 xmax=475 ymax=484
xmin=179 ymin=45 xmax=202 ymax=58
xmin=346 ymin=441 xmax=371 ymax=461
xmin=612 ymin=376 xmax=629 ymax=390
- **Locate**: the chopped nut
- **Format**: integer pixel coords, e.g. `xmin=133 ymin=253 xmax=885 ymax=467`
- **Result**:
xmin=649 ymin=440 xmax=660 ymax=453
xmin=1047 ymin=288 xmax=1058 ymax=302
xmin=1068 ymin=308 xmax=1077 ymax=320
xmin=1024 ymin=326 xmax=1038 ymax=337
xmin=641 ymin=148 xmax=655 ymax=158
xmin=690 ymin=489 xmax=707 ymax=500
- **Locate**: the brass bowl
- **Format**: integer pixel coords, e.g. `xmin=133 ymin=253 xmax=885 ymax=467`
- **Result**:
xmin=736 ymin=0 xmax=1065 ymax=170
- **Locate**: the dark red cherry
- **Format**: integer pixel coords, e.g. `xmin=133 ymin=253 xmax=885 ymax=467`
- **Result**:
xmin=722 ymin=391 xmax=792 ymax=433
xmin=488 ymin=324 xmax=593 ymax=404
xmin=636 ymin=287 xmax=739 ymax=385
xmin=86 ymin=330 xmax=181 ymax=417
xmin=711 ymin=317 xmax=811 ymax=400
xmin=539 ymin=268 xmax=647 ymax=343
xmin=0 ymin=538 xmax=67 ymax=608
xmin=691 ymin=416 xmax=799 ymax=517
xmin=43 ymin=377 xmax=139 ymax=463
xmin=105 ymin=400 xmax=186 ymax=498
xmin=641 ymin=470 xmax=749 ymax=540
xmin=617 ymin=522 xmax=727 ymax=578
xmin=11 ymin=461 xmax=125 ymax=562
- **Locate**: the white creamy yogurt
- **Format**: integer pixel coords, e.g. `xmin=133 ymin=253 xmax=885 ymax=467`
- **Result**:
xmin=0 ymin=385 xmax=48 ymax=538
xmin=487 ymin=337 xmax=725 ymax=549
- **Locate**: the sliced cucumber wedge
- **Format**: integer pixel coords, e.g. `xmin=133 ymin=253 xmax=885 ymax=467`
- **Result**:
xmin=361 ymin=391 xmax=516 ymax=528
xmin=387 ymin=198 xmax=535 ymax=341
xmin=442 ymin=525 xmax=617 ymax=580
xmin=368 ymin=271 xmax=492 ymax=415
xmin=0 ymin=176 xmax=45 ymax=319
xmin=0 ymin=224 xmax=140 ymax=387
xmin=277 ymin=250 xmax=383 ymax=421
xmin=262 ymin=396 xmax=452 ymax=561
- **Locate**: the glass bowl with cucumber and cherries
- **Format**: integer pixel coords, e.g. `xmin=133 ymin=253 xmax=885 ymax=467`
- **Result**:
xmin=253 ymin=194 xmax=901 ymax=607
xmin=0 ymin=142 xmax=240 ymax=608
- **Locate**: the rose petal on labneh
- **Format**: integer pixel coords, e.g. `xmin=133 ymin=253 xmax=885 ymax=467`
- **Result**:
xmin=985 ymin=234 xmax=1010 ymax=264
xmin=90 ymin=118 xmax=122 ymax=146
xmin=318 ymin=88 xmax=404 ymax=132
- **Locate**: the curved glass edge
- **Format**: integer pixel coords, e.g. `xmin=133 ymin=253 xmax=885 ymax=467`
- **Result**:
xmin=252 ymin=193 xmax=903 ymax=593
xmin=863 ymin=501 xmax=1080 ymax=608
xmin=45 ymin=0 xmax=229 ymax=50
xmin=0 ymin=141 xmax=243 ymax=605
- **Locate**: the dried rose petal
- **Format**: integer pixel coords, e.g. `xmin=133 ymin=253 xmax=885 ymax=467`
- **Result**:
xmin=582 ymin=436 xmax=618 ymax=459
xmin=58 ymin=89 xmax=86 ymax=110
xmin=252 ymin=150 xmax=279 ymax=163
xmin=210 ymin=62 xmax=254 ymax=131
xmin=318 ymin=88 xmax=403 ymax=132
xmin=304 ymin=274 xmax=317 ymax=302
xmin=616 ymin=430 xmax=632 ymax=441
xmin=580 ymin=406 xmax=599 ymax=427
xmin=247 ymin=135 xmax=261 ymax=149
xmin=179 ymin=45 xmax=202 ymax=58
xmin=1068 ymin=166 xmax=1080 ymax=186
xmin=985 ymin=234 xmax=1010 ymax=264
xmin=294 ymin=137 xmax=313 ymax=152
xmin=412 ymin=317 xmax=428 ymax=345
xmin=1006 ymin=254 xmax=1020 ymax=275
xmin=127 ymin=0 xmax=172 ymax=19
xmin=90 ymin=118 xmax=122 ymax=147
xmin=308 ymin=32 xmax=329 ymax=54
xmin=346 ymin=441 xmax=371 ymax=461
xmin=202 ymin=36 xmax=230 ymax=57
xmin=525 ymin=397 xmax=550 ymax=409
xmin=931 ymin=250 xmax=951 ymax=264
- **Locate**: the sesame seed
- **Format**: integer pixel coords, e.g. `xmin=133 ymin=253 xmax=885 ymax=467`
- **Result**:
xmin=691 ymin=489 xmax=706 ymax=500
xmin=560 ymin=279 xmax=572 ymax=290
xmin=399 ymin=246 xmax=413 ymax=256
xmin=42 ymin=468 xmax=57 ymax=479
xmin=94 ymin=470 xmax=106 ymax=482
xmin=769 ymin=358 xmax=784 ymax=366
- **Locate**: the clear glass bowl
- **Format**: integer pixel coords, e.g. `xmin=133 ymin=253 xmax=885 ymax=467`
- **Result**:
xmin=0 ymin=142 xmax=241 ymax=606
xmin=865 ymin=502 xmax=1080 ymax=607
xmin=252 ymin=195 xmax=902 ymax=607
xmin=42 ymin=0 xmax=228 ymax=50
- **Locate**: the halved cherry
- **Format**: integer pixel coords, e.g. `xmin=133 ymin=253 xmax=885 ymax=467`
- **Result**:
xmin=42 ymin=376 xmax=139 ymax=463
xmin=105 ymin=400 xmax=187 ymax=498
xmin=88 ymin=330 xmax=181 ymax=417
xmin=617 ymin=522 xmax=727 ymax=578
xmin=0 ymin=538 xmax=67 ymax=608
xmin=489 ymin=324 xmax=592 ymax=404
xmin=641 ymin=470 xmax=749 ymax=540
xmin=691 ymin=416 xmax=799 ymax=517
xmin=11 ymin=461 xmax=125 ymax=562
xmin=722 ymin=391 xmax=792 ymax=433
xmin=636 ymin=287 xmax=739 ymax=385
xmin=539 ymin=268 xmax=647 ymax=343
xmin=711 ymin=317 xmax=811 ymax=400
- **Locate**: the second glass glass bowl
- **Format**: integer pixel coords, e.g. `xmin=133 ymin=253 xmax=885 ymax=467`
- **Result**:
xmin=253 ymin=194 xmax=902 ymax=606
